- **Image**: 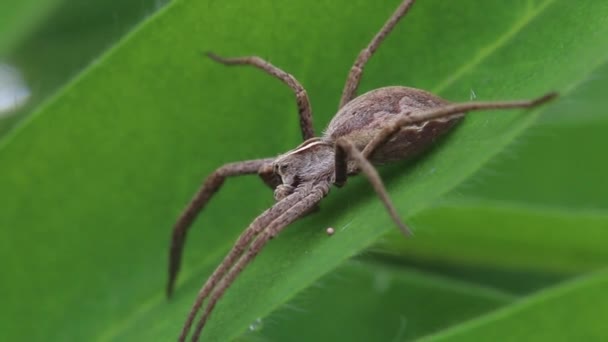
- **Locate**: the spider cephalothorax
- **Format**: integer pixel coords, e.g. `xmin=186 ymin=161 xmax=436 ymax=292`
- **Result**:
xmin=167 ymin=0 xmax=556 ymax=340
xmin=273 ymin=138 xmax=335 ymax=199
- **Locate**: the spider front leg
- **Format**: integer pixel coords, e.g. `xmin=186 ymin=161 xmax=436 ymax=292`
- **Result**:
xmin=168 ymin=158 xmax=274 ymax=297
xmin=206 ymin=52 xmax=316 ymax=140
xmin=179 ymin=182 xmax=331 ymax=342
xmin=339 ymin=0 xmax=416 ymax=108
xmin=334 ymin=138 xmax=413 ymax=236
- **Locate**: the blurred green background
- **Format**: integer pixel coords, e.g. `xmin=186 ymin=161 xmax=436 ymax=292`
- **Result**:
xmin=1 ymin=0 xmax=606 ymax=341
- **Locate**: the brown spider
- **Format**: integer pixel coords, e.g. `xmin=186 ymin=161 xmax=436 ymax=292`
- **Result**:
xmin=168 ymin=0 xmax=556 ymax=340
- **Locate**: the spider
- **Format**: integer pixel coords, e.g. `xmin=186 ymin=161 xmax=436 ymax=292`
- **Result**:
xmin=168 ymin=0 xmax=556 ymax=340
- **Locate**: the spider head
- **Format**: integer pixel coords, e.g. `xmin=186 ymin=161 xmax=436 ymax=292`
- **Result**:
xmin=272 ymin=138 xmax=334 ymax=199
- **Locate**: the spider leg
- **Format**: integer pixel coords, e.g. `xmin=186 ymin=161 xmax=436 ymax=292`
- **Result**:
xmin=206 ymin=52 xmax=315 ymax=140
xmin=334 ymin=138 xmax=412 ymax=237
xmin=188 ymin=182 xmax=331 ymax=342
xmin=177 ymin=183 xmax=328 ymax=341
xmin=362 ymin=92 xmax=558 ymax=159
xmin=177 ymin=196 xmax=304 ymax=341
xmin=168 ymin=158 xmax=275 ymax=297
xmin=339 ymin=0 xmax=416 ymax=108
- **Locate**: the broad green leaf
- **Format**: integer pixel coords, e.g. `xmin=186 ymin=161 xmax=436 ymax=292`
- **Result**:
xmin=244 ymin=260 xmax=514 ymax=342
xmin=419 ymin=269 xmax=608 ymax=341
xmin=373 ymin=202 xmax=608 ymax=293
xmin=376 ymin=202 xmax=608 ymax=274
xmin=0 ymin=0 xmax=607 ymax=341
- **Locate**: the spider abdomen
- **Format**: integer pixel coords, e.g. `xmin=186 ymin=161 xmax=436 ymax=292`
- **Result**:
xmin=324 ymin=86 xmax=464 ymax=164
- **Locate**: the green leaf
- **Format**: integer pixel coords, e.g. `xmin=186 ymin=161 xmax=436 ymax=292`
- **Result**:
xmin=1 ymin=0 xmax=607 ymax=341
xmin=419 ymin=269 xmax=608 ymax=341
xmin=376 ymin=202 xmax=608 ymax=275
xmin=243 ymin=260 xmax=514 ymax=342
xmin=373 ymin=202 xmax=608 ymax=294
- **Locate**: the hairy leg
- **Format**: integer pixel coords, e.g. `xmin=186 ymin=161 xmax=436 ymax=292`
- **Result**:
xmin=178 ymin=194 xmax=307 ymax=342
xmin=177 ymin=189 xmax=306 ymax=342
xmin=339 ymin=0 xmax=416 ymax=108
xmin=362 ymin=93 xmax=557 ymax=159
xmin=334 ymin=138 xmax=412 ymax=237
xmin=187 ymin=182 xmax=331 ymax=342
xmin=168 ymin=158 xmax=274 ymax=297
xmin=207 ymin=52 xmax=315 ymax=140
